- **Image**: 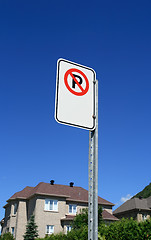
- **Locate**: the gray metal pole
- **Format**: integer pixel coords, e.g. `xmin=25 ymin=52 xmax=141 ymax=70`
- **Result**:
xmin=88 ymin=80 xmax=98 ymax=240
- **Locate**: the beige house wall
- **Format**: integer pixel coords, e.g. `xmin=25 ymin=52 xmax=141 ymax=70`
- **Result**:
xmin=35 ymin=196 xmax=67 ymax=238
xmin=27 ymin=196 xmax=37 ymax=220
xmin=2 ymin=205 xmax=11 ymax=234
xmin=102 ymin=205 xmax=112 ymax=214
xmin=15 ymin=200 xmax=27 ymax=240
xmin=137 ymin=212 xmax=151 ymax=222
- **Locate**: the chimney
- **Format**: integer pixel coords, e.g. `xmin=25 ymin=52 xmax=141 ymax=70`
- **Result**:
xmin=50 ymin=180 xmax=54 ymax=185
xmin=70 ymin=182 xmax=74 ymax=187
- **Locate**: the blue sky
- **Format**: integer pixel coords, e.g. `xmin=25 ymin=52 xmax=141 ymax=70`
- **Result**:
xmin=0 ymin=0 xmax=151 ymax=221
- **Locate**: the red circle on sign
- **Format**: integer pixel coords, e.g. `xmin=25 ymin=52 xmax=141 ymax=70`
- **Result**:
xmin=64 ymin=68 xmax=89 ymax=96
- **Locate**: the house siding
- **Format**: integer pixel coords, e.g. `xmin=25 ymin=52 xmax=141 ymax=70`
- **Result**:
xmin=35 ymin=197 xmax=67 ymax=237
xmin=27 ymin=196 xmax=36 ymax=220
xmin=15 ymin=200 xmax=27 ymax=240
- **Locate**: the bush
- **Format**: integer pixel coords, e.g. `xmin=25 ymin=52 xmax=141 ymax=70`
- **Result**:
xmin=37 ymin=233 xmax=68 ymax=240
xmin=138 ymin=219 xmax=151 ymax=239
xmin=99 ymin=218 xmax=151 ymax=240
xmin=67 ymin=226 xmax=88 ymax=240
xmin=0 ymin=232 xmax=14 ymax=240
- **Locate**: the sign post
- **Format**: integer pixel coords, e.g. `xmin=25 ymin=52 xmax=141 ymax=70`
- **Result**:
xmin=55 ymin=58 xmax=98 ymax=240
xmin=88 ymin=80 xmax=98 ymax=240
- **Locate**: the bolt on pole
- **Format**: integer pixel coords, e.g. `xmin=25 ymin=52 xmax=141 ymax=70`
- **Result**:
xmin=88 ymin=80 xmax=98 ymax=240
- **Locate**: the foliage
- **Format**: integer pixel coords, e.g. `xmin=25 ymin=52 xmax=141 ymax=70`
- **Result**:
xmin=23 ymin=215 xmax=39 ymax=240
xmin=98 ymin=218 xmax=151 ymax=240
xmin=98 ymin=206 xmax=103 ymax=226
xmin=72 ymin=208 xmax=88 ymax=230
xmin=72 ymin=206 xmax=103 ymax=230
xmin=133 ymin=182 xmax=151 ymax=199
xmin=103 ymin=218 xmax=141 ymax=240
xmin=0 ymin=232 xmax=14 ymax=240
xmin=37 ymin=233 xmax=67 ymax=240
xmin=67 ymin=225 xmax=88 ymax=240
xmin=138 ymin=219 xmax=151 ymax=239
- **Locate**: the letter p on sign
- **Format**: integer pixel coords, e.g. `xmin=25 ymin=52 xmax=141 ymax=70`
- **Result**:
xmin=55 ymin=58 xmax=96 ymax=130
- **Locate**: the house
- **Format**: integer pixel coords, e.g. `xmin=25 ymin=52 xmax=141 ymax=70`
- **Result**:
xmin=113 ymin=196 xmax=151 ymax=221
xmin=1 ymin=181 xmax=118 ymax=239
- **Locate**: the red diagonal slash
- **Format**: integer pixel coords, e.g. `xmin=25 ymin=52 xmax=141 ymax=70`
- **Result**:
xmin=64 ymin=68 xmax=89 ymax=96
xmin=70 ymin=72 xmax=85 ymax=92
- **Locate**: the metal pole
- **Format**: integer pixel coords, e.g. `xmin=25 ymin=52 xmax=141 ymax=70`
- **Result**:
xmin=88 ymin=80 xmax=98 ymax=240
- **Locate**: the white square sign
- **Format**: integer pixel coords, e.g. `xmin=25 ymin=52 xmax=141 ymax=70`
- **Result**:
xmin=55 ymin=58 xmax=96 ymax=130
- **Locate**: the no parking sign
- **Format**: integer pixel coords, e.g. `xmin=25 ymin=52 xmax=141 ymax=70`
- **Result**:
xmin=55 ymin=58 xmax=96 ymax=130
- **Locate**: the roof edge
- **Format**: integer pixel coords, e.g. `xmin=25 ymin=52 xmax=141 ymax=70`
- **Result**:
xmin=29 ymin=192 xmax=70 ymax=199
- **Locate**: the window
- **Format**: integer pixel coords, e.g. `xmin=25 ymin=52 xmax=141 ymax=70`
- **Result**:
xmin=66 ymin=225 xmax=72 ymax=233
xmin=69 ymin=204 xmax=77 ymax=214
xmin=45 ymin=199 xmax=58 ymax=211
xmin=11 ymin=227 xmax=15 ymax=236
xmin=142 ymin=214 xmax=147 ymax=221
xmin=13 ymin=203 xmax=17 ymax=215
xmin=46 ymin=225 xmax=54 ymax=234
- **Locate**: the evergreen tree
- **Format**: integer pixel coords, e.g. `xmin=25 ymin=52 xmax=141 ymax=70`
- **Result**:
xmin=23 ymin=215 xmax=38 ymax=240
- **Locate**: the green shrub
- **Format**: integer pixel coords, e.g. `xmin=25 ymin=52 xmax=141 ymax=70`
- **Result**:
xmin=0 ymin=232 xmax=14 ymax=240
xmin=99 ymin=218 xmax=151 ymax=240
xmin=67 ymin=225 xmax=88 ymax=240
xmin=138 ymin=219 xmax=151 ymax=239
xmin=37 ymin=232 xmax=67 ymax=240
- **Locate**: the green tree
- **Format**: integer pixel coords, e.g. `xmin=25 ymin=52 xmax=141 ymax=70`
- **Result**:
xmin=23 ymin=215 xmax=38 ymax=240
xmin=98 ymin=206 xmax=103 ymax=226
xmin=72 ymin=208 xmax=88 ymax=230
xmin=133 ymin=182 xmax=151 ymax=199
xmin=72 ymin=206 xmax=103 ymax=230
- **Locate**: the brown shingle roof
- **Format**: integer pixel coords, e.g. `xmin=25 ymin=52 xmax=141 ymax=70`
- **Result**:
xmin=113 ymin=197 xmax=151 ymax=215
xmin=102 ymin=210 xmax=119 ymax=221
xmin=61 ymin=215 xmax=75 ymax=221
xmin=8 ymin=182 xmax=114 ymax=206
xmin=9 ymin=186 xmax=34 ymax=200
xmin=61 ymin=211 xmax=119 ymax=222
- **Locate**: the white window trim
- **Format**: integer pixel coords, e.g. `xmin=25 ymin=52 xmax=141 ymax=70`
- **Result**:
xmin=142 ymin=213 xmax=148 ymax=221
xmin=11 ymin=227 xmax=15 ymax=236
xmin=46 ymin=225 xmax=54 ymax=235
xmin=44 ymin=199 xmax=58 ymax=212
xmin=13 ymin=203 xmax=17 ymax=215
xmin=69 ymin=204 xmax=77 ymax=214
xmin=66 ymin=225 xmax=72 ymax=234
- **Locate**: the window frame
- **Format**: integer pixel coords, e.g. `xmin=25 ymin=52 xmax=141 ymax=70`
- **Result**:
xmin=46 ymin=225 xmax=54 ymax=235
xmin=142 ymin=213 xmax=147 ymax=221
xmin=11 ymin=227 xmax=15 ymax=236
xmin=44 ymin=199 xmax=58 ymax=212
xmin=69 ymin=204 xmax=77 ymax=214
xmin=66 ymin=225 xmax=72 ymax=233
xmin=13 ymin=203 xmax=17 ymax=215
